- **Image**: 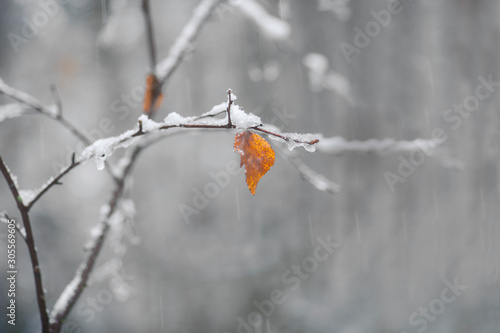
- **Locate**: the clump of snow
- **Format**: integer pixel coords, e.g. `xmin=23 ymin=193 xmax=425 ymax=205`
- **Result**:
xmin=18 ymin=190 xmax=36 ymax=205
xmin=100 ymin=204 xmax=111 ymax=219
xmin=163 ymin=112 xmax=194 ymax=125
xmin=14 ymin=176 xmax=56 ymax=207
xmin=46 ymin=104 xmax=59 ymax=118
xmin=231 ymin=104 xmax=262 ymax=129
xmin=138 ymin=114 xmax=161 ymax=132
xmin=80 ymin=128 xmax=138 ymax=171
xmin=234 ymin=0 xmax=291 ymax=41
xmin=89 ymin=224 xmax=104 ymax=238
xmin=0 ymin=104 xmax=29 ymax=123
xmin=200 ymin=102 xmax=227 ymax=117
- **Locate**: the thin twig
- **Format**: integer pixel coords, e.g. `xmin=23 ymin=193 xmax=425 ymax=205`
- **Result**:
xmin=0 ymin=78 xmax=118 ymax=182
xmin=193 ymin=110 xmax=226 ymax=120
xmin=0 ymin=77 xmax=91 ymax=145
xmin=26 ymin=154 xmax=80 ymax=211
xmin=226 ymin=89 xmax=233 ymax=128
xmin=142 ymin=0 xmax=157 ymax=70
xmin=250 ymin=126 xmax=320 ymax=145
xmin=50 ymin=84 xmax=63 ymax=119
xmin=141 ymin=0 xmax=163 ymax=118
xmin=0 ymin=155 xmax=49 ymax=333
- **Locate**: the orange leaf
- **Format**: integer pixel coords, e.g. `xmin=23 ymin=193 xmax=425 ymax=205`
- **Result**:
xmin=143 ymin=74 xmax=163 ymax=113
xmin=234 ymin=131 xmax=275 ymax=195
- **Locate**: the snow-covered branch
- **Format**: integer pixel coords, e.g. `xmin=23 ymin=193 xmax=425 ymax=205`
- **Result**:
xmin=49 ymin=219 xmax=110 ymax=330
xmin=24 ymin=154 xmax=79 ymax=210
xmin=0 ymin=103 xmax=31 ymax=124
xmin=49 ymin=153 xmax=140 ymax=331
xmin=316 ymin=135 xmax=464 ymax=171
xmin=316 ymin=136 xmax=443 ymax=156
xmin=79 ymin=95 xmax=319 ymax=171
xmin=156 ymin=0 xmax=224 ymax=84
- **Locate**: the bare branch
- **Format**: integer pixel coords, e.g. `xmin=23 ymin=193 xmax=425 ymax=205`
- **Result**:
xmin=142 ymin=0 xmax=157 ymax=70
xmin=0 ymin=155 xmax=49 ymax=333
xmin=226 ymin=89 xmax=233 ymax=128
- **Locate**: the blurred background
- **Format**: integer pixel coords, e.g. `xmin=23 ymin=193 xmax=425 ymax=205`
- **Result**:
xmin=0 ymin=0 xmax=499 ymax=332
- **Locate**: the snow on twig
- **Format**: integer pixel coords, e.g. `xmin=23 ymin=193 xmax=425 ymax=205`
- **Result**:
xmin=316 ymin=136 xmax=463 ymax=170
xmin=0 ymin=103 xmax=31 ymax=123
xmin=49 ymin=220 xmax=110 ymax=326
xmin=49 ymin=170 xmax=137 ymax=329
xmin=80 ymin=98 xmax=319 ymax=171
xmin=316 ymin=136 xmax=443 ymax=156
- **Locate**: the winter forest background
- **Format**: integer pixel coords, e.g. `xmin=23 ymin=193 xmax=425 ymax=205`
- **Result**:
xmin=0 ymin=0 xmax=499 ymax=332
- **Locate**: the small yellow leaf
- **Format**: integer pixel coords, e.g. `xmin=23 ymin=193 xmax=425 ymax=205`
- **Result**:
xmin=234 ymin=131 xmax=275 ymax=195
